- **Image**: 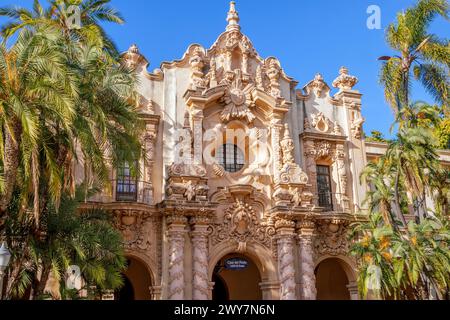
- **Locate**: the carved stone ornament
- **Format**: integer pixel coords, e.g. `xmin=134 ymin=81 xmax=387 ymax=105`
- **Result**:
xmin=315 ymin=140 xmax=333 ymax=159
xmin=332 ymin=66 xmax=358 ymax=92
xmin=166 ymin=177 xmax=209 ymax=202
xmin=308 ymin=73 xmax=327 ymax=97
xmin=189 ymin=46 xmax=206 ymax=89
xmin=113 ymin=210 xmax=155 ymax=252
xmin=265 ymin=58 xmax=282 ymax=98
xmin=122 ymin=44 xmax=146 ymax=70
xmin=209 ymin=200 xmax=275 ymax=250
xmin=169 ymin=163 xmax=207 ymax=177
xmin=279 ymin=124 xmax=309 ymax=184
xmin=314 ymin=219 xmax=350 ymax=256
xmin=351 ymin=114 xmax=365 ymax=139
xmin=220 ymin=69 xmax=256 ymax=123
xmin=310 ymin=112 xmax=331 ymax=133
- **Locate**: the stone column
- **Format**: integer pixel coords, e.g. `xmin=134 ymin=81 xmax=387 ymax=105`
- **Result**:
xmin=167 ymin=215 xmax=187 ymax=300
xmin=298 ymin=220 xmax=317 ymax=300
xmin=191 ymin=216 xmax=210 ymax=300
xmin=347 ymin=281 xmax=359 ymax=300
xmin=275 ymin=219 xmax=297 ymax=300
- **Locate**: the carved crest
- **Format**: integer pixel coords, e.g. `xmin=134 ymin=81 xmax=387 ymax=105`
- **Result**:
xmin=314 ymin=219 xmax=350 ymax=256
xmin=209 ymin=200 xmax=275 ymax=250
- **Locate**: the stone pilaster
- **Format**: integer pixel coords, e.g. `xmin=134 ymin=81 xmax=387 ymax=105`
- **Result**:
xmin=192 ymin=109 xmax=204 ymax=166
xmin=190 ymin=216 xmax=210 ymax=300
xmin=298 ymin=220 xmax=317 ymax=300
xmin=304 ymin=140 xmax=318 ymax=205
xmin=271 ymin=121 xmax=283 ymax=183
xmin=167 ymin=215 xmax=187 ymax=300
xmin=275 ymin=219 xmax=297 ymax=300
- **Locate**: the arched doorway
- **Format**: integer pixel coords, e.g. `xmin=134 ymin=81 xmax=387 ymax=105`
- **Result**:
xmin=115 ymin=275 xmax=134 ymax=300
xmin=115 ymin=256 xmax=153 ymax=300
xmin=315 ymin=258 xmax=352 ymax=300
xmin=212 ymin=253 xmax=262 ymax=300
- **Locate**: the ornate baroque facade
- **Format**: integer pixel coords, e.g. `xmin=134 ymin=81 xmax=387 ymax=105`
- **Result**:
xmin=77 ymin=2 xmax=450 ymax=300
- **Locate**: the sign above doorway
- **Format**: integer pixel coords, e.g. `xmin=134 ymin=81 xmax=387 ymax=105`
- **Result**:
xmin=224 ymin=258 xmax=248 ymax=270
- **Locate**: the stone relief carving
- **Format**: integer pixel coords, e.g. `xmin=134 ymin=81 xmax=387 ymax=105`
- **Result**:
xmin=189 ymin=46 xmax=206 ymax=89
xmin=334 ymin=144 xmax=348 ymax=197
xmin=333 ymin=121 xmax=342 ymax=135
xmin=265 ymin=58 xmax=282 ymax=98
xmin=310 ymin=112 xmax=331 ymax=133
xmin=220 ymin=69 xmax=256 ymax=123
xmin=209 ymin=200 xmax=275 ymax=250
xmin=279 ymin=124 xmax=309 ymax=185
xmin=314 ymin=219 xmax=349 ymax=256
xmin=113 ymin=210 xmax=156 ymax=252
xmin=351 ymin=114 xmax=365 ymax=139
xmin=166 ymin=177 xmax=209 ymax=202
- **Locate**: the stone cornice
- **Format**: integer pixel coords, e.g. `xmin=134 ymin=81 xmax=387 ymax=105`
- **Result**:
xmin=300 ymin=131 xmax=348 ymax=143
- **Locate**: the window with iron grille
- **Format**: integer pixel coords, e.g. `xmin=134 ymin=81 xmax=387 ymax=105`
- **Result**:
xmin=116 ymin=162 xmax=138 ymax=202
xmin=316 ymin=165 xmax=333 ymax=211
xmin=216 ymin=144 xmax=245 ymax=173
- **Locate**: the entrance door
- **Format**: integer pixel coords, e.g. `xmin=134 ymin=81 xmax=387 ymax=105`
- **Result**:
xmin=212 ymin=253 xmax=262 ymax=300
xmin=315 ymin=258 xmax=351 ymax=300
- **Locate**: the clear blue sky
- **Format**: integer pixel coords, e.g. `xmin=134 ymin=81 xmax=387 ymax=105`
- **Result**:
xmin=1 ymin=0 xmax=448 ymax=138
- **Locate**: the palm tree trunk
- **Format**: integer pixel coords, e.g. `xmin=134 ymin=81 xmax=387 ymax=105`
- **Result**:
xmin=34 ymin=266 xmax=51 ymax=299
xmin=0 ymin=121 xmax=22 ymax=214
xmin=394 ymin=166 xmax=408 ymax=228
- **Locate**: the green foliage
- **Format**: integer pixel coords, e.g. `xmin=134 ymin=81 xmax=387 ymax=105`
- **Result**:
xmin=366 ymin=131 xmax=389 ymax=143
xmin=4 ymin=187 xmax=126 ymax=300
xmin=435 ymin=117 xmax=450 ymax=149
xmin=0 ymin=0 xmax=139 ymax=300
xmin=350 ymin=213 xmax=450 ymax=300
xmin=380 ymin=0 xmax=449 ymax=112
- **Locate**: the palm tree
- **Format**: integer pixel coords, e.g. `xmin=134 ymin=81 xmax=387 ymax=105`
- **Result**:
xmin=0 ymin=28 xmax=76 ymax=223
xmin=3 ymin=187 xmax=127 ymax=300
xmin=379 ymin=0 xmax=449 ymax=113
xmin=1 ymin=0 xmax=143 ymax=231
xmin=350 ymin=212 xmax=450 ymax=299
xmin=0 ymin=0 xmax=124 ymax=56
xmin=386 ymin=127 xmax=441 ymax=221
xmin=361 ymin=161 xmax=401 ymax=227
xmin=349 ymin=213 xmax=399 ymax=299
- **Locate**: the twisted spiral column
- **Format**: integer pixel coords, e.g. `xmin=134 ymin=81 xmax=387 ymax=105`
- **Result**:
xmin=191 ymin=217 xmax=210 ymax=300
xmin=298 ymin=220 xmax=317 ymax=300
xmin=167 ymin=216 xmax=187 ymax=300
xmin=275 ymin=220 xmax=297 ymax=300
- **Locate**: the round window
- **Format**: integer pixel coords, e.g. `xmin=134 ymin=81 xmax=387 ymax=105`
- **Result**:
xmin=216 ymin=144 xmax=245 ymax=173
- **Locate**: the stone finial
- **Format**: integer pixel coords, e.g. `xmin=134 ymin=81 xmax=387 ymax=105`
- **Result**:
xmin=226 ymin=1 xmax=240 ymax=31
xmin=123 ymin=44 xmax=146 ymax=69
xmin=128 ymin=44 xmax=139 ymax=54
xmin=332 ymin=66 xmax=358 ymax=92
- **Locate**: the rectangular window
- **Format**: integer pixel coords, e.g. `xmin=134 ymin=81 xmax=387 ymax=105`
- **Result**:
xmin=316 ymin=165 xmax=333 ymax=211
xmin=116 ymin=162 xmax=138 ymax=202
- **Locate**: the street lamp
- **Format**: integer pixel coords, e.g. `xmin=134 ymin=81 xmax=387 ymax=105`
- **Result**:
xmin=0 ymin=242 xmax=11 ymax=300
